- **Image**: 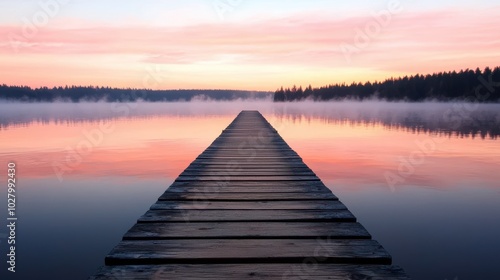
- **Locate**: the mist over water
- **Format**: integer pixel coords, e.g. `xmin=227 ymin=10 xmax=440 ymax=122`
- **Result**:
xmin=1 ymin=101 xmax=500 ymax=138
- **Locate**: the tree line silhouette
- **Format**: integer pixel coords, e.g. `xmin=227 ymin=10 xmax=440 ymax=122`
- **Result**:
xmin=274 ymin=67 xmax=500 ymax=102
xmin=0 ymin=85 xmax=271 ymax=102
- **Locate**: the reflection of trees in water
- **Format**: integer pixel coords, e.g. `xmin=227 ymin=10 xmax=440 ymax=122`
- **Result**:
xmin=0 ymin=103 xmax=227 ymax=130
xmin=0 ymin=115 xmax=166 ymax=131
xmin=272 ymin=105 xmax=500 ymax=140
xmin=1 ymin=102 xmax=499 ymax=139
xmin=274 ymin=115 xmax=500 ymax=140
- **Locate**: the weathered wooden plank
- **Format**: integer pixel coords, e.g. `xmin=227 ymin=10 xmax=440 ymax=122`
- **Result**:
xmin=182 ymin=167 xmax=314 ymax=173
xmin=166 ymin=186 xmax=331 ymax=193
xmin=210 ymin=138 xmax=287 ymax=142
xmin=204 ymin=147 xmax=293 ymax=150
xmin=195 ymin=158 xmax=304 ymax=162
xmin=178 ymin=174 xmax=318 ymax=180
xmin=186 ymin=165 xmax=310 ymax=170
xmin=105 ymin=239 xmax=391 ymax=265
xmin=159 ymin=192 xmax=337 ymax=201
xmin=213 ymin=130 xmax=280 ymax=133
xmin=123 ymin=222 xmax=370 ymax=240
xmin=223 ymin=127 xmax=277 ymax=129
xmin=208 ymin=139 xmax=288 ymax=142
xmin=175 ymin=176 xmax=320 ymax=182
xmin=198 ymin=153 xmax=302 ymax=158
xmin=207 ymin=144 xmax=291 ymax=148
xmin=191 ymin=159 xmax=304 ymax=164
xmin=168 ymin=181 xmax=329 ymax=187
xmin=202 ymin=151 xmax=295 ymax=154
xmin=187 ymin=165 xmax=308 ymax=169
xmin=90 ymin=264 xmax=410 ymax=280
xmin=214 ymin=131 xmax=279 ymax=133
xmin=204 ymin=145 xmax=293 ymax=149
xmin=179 ymin=171 xmax=316 ymax=177
xmin=197 ymin=154 xmax=301 ymax=159
xmin=138 ymin=209 xmax=356 ymax=223
xmin=200 ymin=153 xmax=298 ymax=157
xmin=151 ymin=200 xmax=347 ymax=210
xmin=190 ymin=162 xmax=308 ymax=167
xmin=166 ymin=180 xmax=327 ymax=186
xmin=180 ymin=170 xmax=316 ymax=176
xmin=198 ymin=155 xmax=300 ymax=159
xmin=165 ymin=181 xmax=332 ymax=193
xmin=203 ymin=149 xmax=294 ymax=152
xmin=198 ymin=153 xmax=300 ymax=157
xmin=189 ymin=160 xmax=307 ymax=165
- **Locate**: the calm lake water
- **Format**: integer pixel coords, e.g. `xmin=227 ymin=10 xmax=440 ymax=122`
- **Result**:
xmin=0 ymin=101 xmax=499 ymax=280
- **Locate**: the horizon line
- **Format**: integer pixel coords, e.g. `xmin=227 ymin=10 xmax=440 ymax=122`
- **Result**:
xmin=2 ymin=65 xmax=498 ymax=92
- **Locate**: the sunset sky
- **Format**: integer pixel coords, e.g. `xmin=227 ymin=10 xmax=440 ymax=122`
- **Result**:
xmin=1 ymin=0 xmax=499 ymax=91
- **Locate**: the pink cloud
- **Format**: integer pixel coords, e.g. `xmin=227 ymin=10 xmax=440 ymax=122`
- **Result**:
xmin=0 ymin=7 xmax=499 ymax=89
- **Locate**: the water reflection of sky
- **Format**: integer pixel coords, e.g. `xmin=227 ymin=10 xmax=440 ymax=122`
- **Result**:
xmin=0 ymin=102 xmax=499 ymax=280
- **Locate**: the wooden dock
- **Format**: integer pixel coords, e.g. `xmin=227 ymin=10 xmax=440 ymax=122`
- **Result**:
xmin=90 ymin=111 xmax=409 ymax=279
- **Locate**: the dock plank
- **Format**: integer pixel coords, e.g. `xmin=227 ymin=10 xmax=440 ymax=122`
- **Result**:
xmin=150 ymin=200 xmax=348 ymax=210
xmin=158 ymin=192 xmax=337 ymax=201
xmin=166 ymin=186 xmax=332 ymax=193
xmin=165 ymin=181 xmax=333 ymax=193
xmin=90 ymin=264 xmax=410 ymax=280
xmin=123 ymin=222 xmax=371 ymax=240
xmin=175 ymin=176 xmax=320 ymax=182
xmin=179 ymin=171 xmax=316 ymax=176
xmin=138 ymin=209 xmax=357 ymax=223
xmin=105 ymin=239 xmax=391 ymax=265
